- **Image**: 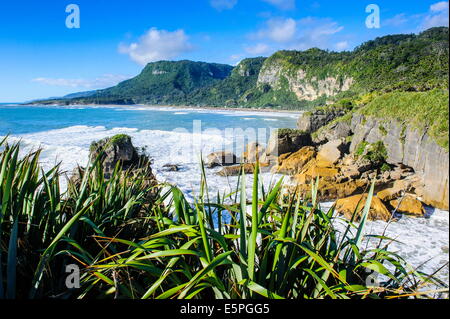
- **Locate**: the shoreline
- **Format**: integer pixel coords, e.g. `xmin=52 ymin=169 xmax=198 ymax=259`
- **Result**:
xmin=19 ymin=102 xmax=305 ymax=116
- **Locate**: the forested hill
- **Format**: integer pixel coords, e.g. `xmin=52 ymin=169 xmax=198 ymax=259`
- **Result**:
xmin=34 ymin=27 xmax=449 ymax=110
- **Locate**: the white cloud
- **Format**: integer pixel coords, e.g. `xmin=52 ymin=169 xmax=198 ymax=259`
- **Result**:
xmin=298 ymin=17 xmax=344 ymax=37
xmin=245 ymin=43 xmax=270 ymax=55
xmin=262 ymin=0 xmax=295 ymax=10
xmin=32 ymin=74 xmax=130 ymax=89
xmin=254 ymin=18 xmax=297 ymax=43
xmin=289 ymin=17 xmax=344 ymax=50
xmin=119 ymin=28 xmax=193 ymax=66
xmin=422 ymin=1 xmax=449 ymax=29
xmin=210 ymin=0 xmax=237 ymax=11
xmin=384 ymin=13 xmax=409 ymax=27
xmin=431 ymin=1 xmax=449 ymax=12
xmin=248 ymin=16 xmax=344 ymax=53
xmin=383 ymin=2 xmax=448 ymax=32
xmin=335 ymin=41 xmax=349 ymax=51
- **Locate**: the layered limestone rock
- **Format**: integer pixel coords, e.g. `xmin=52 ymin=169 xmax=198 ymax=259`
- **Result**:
xmin=390 ymin=195 xmax=426 ymax=217
xmin=312 ymin=120 xmax=353 ymax=145
xmin=71 ymin=135 xmax=158 ymax=197
xmin=276 ymin=137 xmax=421 ymax=208
xmin=89 ymin=134 xmax=153 ymax=180
xmin=348 ymin=114 xmax=449 ymax=210
xmin=266 ymin=129 xmax=312 ymax=157
xmin=286 ymin=72 xmax=353 ymax=101
xmin=216 ymin=163 xmax=264 ymax=177
xmin=297 ymin=108 xmax=348 ymax=133
xmin=316 ymin=139 xmax=349 ymax=164
xmin=257 ymin=60 xmax=353 ymax=102
xmin=377 ymin=187 xmax=404 ymax=202
xmin=271 ymin=146 xmax=316 ymax=175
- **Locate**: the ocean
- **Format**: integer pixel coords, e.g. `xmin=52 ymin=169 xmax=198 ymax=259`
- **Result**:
xmin=1 ymin=103 xmax=448 ymax=284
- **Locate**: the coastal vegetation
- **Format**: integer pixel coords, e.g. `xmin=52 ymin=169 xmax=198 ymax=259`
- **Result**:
xmin=0 ymin=137 xmax=447 ymax=299
xmin=358 ymin=89 xmax=449 ymax=150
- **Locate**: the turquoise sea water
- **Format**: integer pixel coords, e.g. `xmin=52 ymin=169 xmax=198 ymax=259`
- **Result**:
xmin=0 ymin=103 xmax=299 ymax=200
xmin=0 ymin=104 xmax=298 ymax=136
xmin=0 ymin=103 xmax=448 ymax=284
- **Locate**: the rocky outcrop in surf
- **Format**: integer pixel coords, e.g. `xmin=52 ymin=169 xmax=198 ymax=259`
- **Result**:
xmin=71 ymin=135 xmax=157 ymax=195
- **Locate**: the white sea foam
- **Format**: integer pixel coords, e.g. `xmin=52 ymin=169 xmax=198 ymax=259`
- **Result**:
xmin=3 ymin=124 xmax=449 ymax=284
xmin=109 ymin=105 xmax=301 ymax=118
xmin=319 ymin=202 xmax=449 ymax=286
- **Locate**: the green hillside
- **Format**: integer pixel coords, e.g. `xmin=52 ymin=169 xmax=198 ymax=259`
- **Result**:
xmin=63 ymin=60 xmax=234 ymax=105
xmin=238 ymin=27 xmax=449 ymax=109
xmin=188 ymin=57 xmax=266 ymax=106
xmin=35 ymin=27 xmax=449 ymax=110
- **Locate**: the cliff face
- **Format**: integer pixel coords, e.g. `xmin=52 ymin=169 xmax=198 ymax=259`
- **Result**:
xmin=297 ymin=108 xmax=348 ymax=133
xmin=348 ymin=115 xmax=449 ymax=210
xmin=298 ymin=86 xmax=449 ymax=210
xmin=256 ymin=58 xmax=353 ymax=102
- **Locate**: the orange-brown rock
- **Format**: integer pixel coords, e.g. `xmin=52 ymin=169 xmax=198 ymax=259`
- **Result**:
xmin=341 ymin=165 xmax=361 ymax=180
xmin=390 ymin=195 xmax=426 ymax=217
xmin=294 ymin=159 xmax=340 ymax=184
xmin=294 ymin=179 xmax=367 ymax=202
xmin=277 ymin=152 xmax=292 ymax=164
xmin=377 ymin=187 xmax=403 ymax=202
xmin=217 ymin=163 xmax=255 ymax=176
xmin=335 ymin=194 xmax=392 ymax=222
xmin=393 ymin=179 xmax=413 ymax=191
xmin=316 ymin=139 xmax=347 ymax=165
xmin=272 ymin=146 xmax=316 ymax=175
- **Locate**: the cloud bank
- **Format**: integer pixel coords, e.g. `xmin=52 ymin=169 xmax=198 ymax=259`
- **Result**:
xmin=119 ymin=28 xmax=193 ymax=66
xmin=32 ymin=74 xmax=130 ymax=89
xmin=422 ymin=1 xmax=449 ymax=29
xmin=383 ymin=1 xmax=449 ymax=31
xmin=246 ymin=16 xmax=345 ymax=56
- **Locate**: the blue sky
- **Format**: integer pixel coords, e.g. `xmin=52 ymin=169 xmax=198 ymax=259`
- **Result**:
xmin=0 ymin=0 xmax=448 ymax=102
